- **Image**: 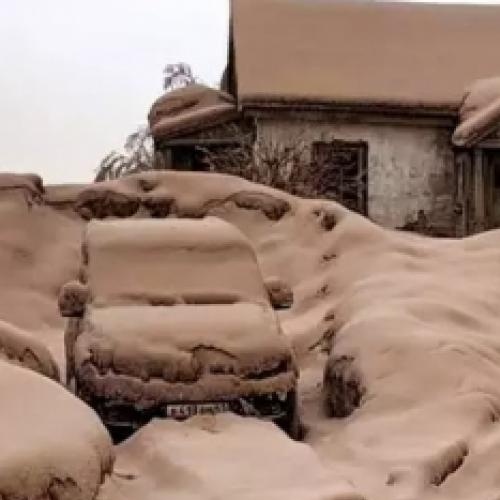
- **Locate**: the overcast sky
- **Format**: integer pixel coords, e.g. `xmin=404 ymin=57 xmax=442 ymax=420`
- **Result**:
xmin=0 ymin=0 xmax=229 ymax=184
xmin=1 ymin=0 xmax=499 ymax=184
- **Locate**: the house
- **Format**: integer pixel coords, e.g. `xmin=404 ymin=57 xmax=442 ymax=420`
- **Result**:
xmin=149 ymin=0 xmax=500 ymax=236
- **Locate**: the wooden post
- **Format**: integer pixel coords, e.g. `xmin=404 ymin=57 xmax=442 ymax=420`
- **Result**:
xmin=164 ymin=148 xmax=173 ymax=169
xmin=455 ymin=153 xmax=465 ymax=237
xmin=454 ymin=151 xmax=474 ymax=237
xmin=484 ymin=153 xmax=494 ymax=230
xmin=473 ymin=149 xmax=485 ymax=233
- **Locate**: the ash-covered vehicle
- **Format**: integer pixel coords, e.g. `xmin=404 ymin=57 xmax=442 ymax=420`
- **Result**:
xmin=60 ymin=217 xmax=300 ymax=439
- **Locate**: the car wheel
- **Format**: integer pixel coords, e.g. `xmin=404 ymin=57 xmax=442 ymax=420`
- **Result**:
xmin=275 ymin=390 xmax=303 ymax=440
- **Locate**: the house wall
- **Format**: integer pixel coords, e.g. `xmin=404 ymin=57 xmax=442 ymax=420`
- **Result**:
xmin=256 ymin=117 xmax=457 ymax=235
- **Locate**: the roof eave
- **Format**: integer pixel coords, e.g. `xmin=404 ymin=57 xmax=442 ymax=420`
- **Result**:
xmin=240 ymin=98 xmax=459 ymax=119
xmin=152 ymin=108 xmax=241 ymax=143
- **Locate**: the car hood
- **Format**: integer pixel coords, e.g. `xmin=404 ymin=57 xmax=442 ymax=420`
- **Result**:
xmin=76 ymin=303 xmax=294 ymax=383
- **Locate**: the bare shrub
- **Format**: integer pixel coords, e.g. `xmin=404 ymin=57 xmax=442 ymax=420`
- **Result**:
xmin=197 ymin=126 xmax=320 ymax=197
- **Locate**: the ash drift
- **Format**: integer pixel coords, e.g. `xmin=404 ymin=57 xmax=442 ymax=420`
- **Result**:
xmin=3 ymin=171 xmax=500 ymax=499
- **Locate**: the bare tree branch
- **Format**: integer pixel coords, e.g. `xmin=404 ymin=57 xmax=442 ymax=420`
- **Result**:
xmin=163 ymin=62 xmax=197 ymax=91
xmin=94 ymin=126 xmax=158 ymax=182
xmin=196 ymin=128 xmax=314 ymax=196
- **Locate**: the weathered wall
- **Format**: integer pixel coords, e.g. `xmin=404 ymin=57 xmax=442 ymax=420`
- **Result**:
xmin=256 ymin=117 xmax=456 ymax=235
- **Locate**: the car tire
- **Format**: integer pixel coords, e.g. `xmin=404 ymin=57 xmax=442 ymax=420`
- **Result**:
xmin=275 ymin=390 xmax=303 ymax=440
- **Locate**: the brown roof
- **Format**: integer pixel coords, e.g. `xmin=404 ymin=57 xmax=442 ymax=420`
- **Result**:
xmin=149 ymin=84 xmax=239 ymax=141
xmin=231 ymin=0 xmax=500 ymax=111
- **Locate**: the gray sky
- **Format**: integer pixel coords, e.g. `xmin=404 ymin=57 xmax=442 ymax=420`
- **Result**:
xmin=0 ymin=0 xmax=229 ymax=184
xmin=1 ymin=0 xmax=500 ymax=184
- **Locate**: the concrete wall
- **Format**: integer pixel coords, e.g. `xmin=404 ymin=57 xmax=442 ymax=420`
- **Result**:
xmin=256 ymin=117 xmax=456 ymax=236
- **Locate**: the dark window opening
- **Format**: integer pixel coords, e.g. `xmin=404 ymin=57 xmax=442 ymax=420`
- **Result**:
xmin=311 ymin=140 xmax=368 ymax=215
xmin=170 ymin=146 xmax=208 ymax=172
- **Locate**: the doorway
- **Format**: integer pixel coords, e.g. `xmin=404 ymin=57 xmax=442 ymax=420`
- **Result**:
xmin=455 ymin=148 xmax=500 ymax=235
xmin=484 ymin=149 xmax=500 ymax=229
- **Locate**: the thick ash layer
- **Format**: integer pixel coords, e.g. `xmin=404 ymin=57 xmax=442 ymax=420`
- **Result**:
xmin=45 ymin=171 xmax=292 ymax=222
xmin=0 ymin=320 xmax=59 ymax=380
xmin=76 ymin=363 xmax=296 ymax=407
xmin=6 ymin=170 xmax=500 ymax=499
xmin=84 ymin=217 xmax=270 ymax=307
xmin=233 ymin=0 xmax=500 ymax=108
xmin=148 ymin=84 xmax=238 ymax=141
xmin=0 ymin=361 xmax=114 ymax=500
xmin=72 ymin=303 xmax=296 ymax=403
xmin=453 ymin=76 xmax=500 ymax=146
xmin=97 ymin=415 xmax=365 ymax=500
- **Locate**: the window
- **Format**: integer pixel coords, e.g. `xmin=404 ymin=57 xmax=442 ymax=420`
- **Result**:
xmin=311 ymin=140 xmax=368 ymax=214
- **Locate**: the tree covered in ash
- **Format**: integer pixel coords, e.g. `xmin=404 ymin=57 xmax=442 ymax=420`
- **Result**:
xmin=163 ymin=63 xmax=196 ymax=92
xmin=95 ymin=63 xmax=196 ymax=182
xmin=94 ymin=127 xmax=154 ymax=182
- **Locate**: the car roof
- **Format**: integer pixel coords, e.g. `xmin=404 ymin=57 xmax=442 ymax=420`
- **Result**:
xmin=85 ymin=216 xmax=253 ymax=254
xmin=83 ymin=217 xmax=268 ymax=306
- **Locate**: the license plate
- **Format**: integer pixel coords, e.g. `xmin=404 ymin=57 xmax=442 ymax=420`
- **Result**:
xmin=164 ymin=402 xmax=231 ymax=419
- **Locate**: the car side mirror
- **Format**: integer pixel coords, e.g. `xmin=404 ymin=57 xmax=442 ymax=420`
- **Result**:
xmin=265 ymin=277 xmax=293 ymax=309
xmin=59 ymin=281 xmax=89 ymax=318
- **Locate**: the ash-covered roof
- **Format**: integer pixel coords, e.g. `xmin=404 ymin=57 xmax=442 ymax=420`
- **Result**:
xmin=149 ymin=84 xmax=239 ymax=141
xmin=231 ymin=0 xmax=500 ymax=111
xmin=453 ymin=77 xmax=500 ymax=147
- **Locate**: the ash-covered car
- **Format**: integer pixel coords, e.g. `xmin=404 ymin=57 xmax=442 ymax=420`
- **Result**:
xmin=60 ymin=217 xmax=299 ymax=439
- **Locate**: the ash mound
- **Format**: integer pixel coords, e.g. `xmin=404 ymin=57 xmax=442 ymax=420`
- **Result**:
xmin=1 ymin=171 xmax=500 ymax=499
xmin=0 ymin=361 xmax=113 ymax=500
